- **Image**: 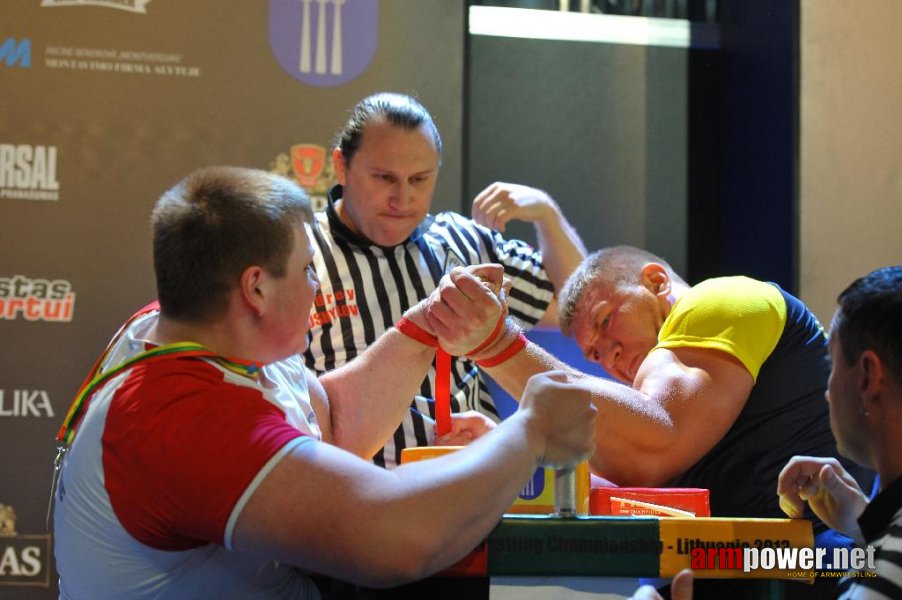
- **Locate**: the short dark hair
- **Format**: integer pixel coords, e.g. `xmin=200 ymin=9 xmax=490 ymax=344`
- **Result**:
xmin=834 ymin=266 xmax=902 ymax=385
xmin=558 ymin=245 xmax=681 ymax=335
xmin=151 ymin=166 xmax=314 ymax=322
xmin=334 ymin=92 xmax=442 ymax=164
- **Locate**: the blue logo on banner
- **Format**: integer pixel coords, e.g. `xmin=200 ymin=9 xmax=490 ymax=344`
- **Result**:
xmin=269 ymin=0 xmax=378 ymax=87
xmin=519 ymin=468 xmax=545 ymax=500
xmin=0 ymin=37 xmax=31 ymax=68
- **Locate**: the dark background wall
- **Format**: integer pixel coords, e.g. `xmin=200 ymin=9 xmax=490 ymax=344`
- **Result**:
xmin=467 ymin=36 xmax=696 ymax=277
xmin=466 ymin=2 xmax=798 ymax=293
xmin=714 ymin=0 xmax=797 ymax=290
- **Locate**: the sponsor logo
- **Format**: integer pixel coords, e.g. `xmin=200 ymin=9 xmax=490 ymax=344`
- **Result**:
xmin=0 ymin=504 xmax=51 ymax=588
xmin=291 ymin=144 xmax=326 ymax=188
xmin=0 ymin=144 xmax=59 ymax=202
xmin=688 ymin=541 xmax=878 ymax=578
xmin=0 ymin=275 xmax=76 ymax=322
xmin=0 ymin=505 xmax=15 ymax=537
xmin=518 ymin=469 xmax=545 ymax=500
xmin=269 ymin=0 xmax=378 ymax=87
xmin=270 ymin=143 xmax=335 ymax=211
xmin=309 ymin=287 xmax=358 ymax=327
xmin=0 ymin=390 xmax=55 ymax=418
xmin=40 ymin=0 xmax=152 ymax=14
xmin=44 ymin=46 xmax=200 ymax=78
xmin=0 ymin=37 xmax=31 ymax=68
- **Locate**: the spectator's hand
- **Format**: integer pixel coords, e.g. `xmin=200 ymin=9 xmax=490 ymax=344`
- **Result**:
xmin=424 ymin=264 xmax=511 ymax=356
xmin=435 ymin=411 xmax=496 ymax=446
xmin=517 ymin=371 xmax=596 ymax=469
xmin=630 ymin=569 xmax=694 ymax=600
xmin=471 ymin=182 xmax=559 ymax=232
xmin=777 ymin=456 xmax=869 ymax=542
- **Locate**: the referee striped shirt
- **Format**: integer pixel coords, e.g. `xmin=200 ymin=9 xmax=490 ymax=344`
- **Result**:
xmin=304 ymin=186 xmax=554 ymax=468
xmin=835 ymin=475 xmax=902 ymax=599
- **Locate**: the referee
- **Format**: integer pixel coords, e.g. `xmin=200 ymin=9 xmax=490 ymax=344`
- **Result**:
xmin=304 ymin=92 xmax=586 ymax=468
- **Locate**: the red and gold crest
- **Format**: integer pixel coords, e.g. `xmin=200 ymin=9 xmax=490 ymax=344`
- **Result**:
xmin=290 ymin=144 xmax=326 ymax=188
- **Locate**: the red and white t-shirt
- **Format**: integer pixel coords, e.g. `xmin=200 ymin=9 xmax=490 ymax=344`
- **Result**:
xmin=54 ymin=310 xmax=323 ymax=599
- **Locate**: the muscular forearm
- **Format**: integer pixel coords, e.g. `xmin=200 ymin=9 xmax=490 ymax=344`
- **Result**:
xmin=381 ymin=413 xmax=544 ymax=580
xmin=578 ymin=377 xmax=680 ymax=485
xmin=481 ymin=341 xmax=576 ymax=400
xmin=235 ymin=413 xmax=545 ymax=588
xmin=320 ymin=328 xmax=435 ymax=458
xmin=484 ymin=342 xmax=681 ymax=485
xmin=234 ymin=372 xmax=595 ymax=587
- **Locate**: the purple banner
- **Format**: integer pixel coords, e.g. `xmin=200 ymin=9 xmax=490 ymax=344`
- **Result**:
xmin=269 ymin=0 xmax=378 ymax=87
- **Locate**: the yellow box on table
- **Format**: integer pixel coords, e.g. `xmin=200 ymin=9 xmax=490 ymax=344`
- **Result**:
xmin=400 ymin=446 xmax=590 ymax=515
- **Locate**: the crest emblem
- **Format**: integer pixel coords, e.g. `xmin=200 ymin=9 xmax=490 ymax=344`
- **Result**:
xmin=269 ymin=0 xmax=379 ymax=87
xmin=270 ymin=143 xmax=336 ymax=212
xmin=0 ymin=504 xmax=16 ymax=537
xmin=518 ymin=469 xmax=546 ymax=500
xmin=291 ymin=144 xmax=326 ymax=188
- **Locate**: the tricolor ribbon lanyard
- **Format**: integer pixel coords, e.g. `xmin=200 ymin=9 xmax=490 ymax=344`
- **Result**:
xmin=46 ymin=308 xmax=261 ymax=529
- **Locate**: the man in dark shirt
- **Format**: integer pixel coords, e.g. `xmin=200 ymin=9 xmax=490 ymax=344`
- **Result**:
xmin=779 ymin=266 xmax=902 ymax=599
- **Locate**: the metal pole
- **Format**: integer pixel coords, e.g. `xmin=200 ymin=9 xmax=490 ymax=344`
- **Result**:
xmin=554 ymin=469 xmax=577 ymax=517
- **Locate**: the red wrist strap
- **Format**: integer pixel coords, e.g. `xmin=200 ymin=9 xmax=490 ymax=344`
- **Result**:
xmin=434 ymin=349 xmax=452 ymax=437
xmin=395 ymin=317 xmax=452 ymax=437
xmin=394 ymin=317 xmax=439 ymax=347
xmin=465 ymin=308 xmax=508 ymax=357
xmin=475 ymin=332 xmax=529 ymax=368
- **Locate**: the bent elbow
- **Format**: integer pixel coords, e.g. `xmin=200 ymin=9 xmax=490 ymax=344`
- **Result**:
xmin=359 ymin=565 xmax=432 ymax=589
xmin=589 ymin=449 xmax=678 ymax=487
xmin=342 ymin=536 xmax=448 ymax=588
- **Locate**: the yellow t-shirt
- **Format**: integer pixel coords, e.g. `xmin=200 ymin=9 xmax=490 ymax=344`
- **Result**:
xmin=655 ymin=276 xmax=787 ymax=381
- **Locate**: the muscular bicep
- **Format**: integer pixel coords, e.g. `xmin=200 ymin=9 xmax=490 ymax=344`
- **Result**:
xmin=631 ymin=346 xmax=754 ymax=483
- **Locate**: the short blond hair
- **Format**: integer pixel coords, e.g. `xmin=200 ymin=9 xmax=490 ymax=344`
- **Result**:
xmin=558 ymin=245 xmax=680 ymax=335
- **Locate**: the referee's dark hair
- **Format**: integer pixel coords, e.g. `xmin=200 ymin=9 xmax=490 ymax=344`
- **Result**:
xmin=334 ymin=92 xmax=443 ymax=165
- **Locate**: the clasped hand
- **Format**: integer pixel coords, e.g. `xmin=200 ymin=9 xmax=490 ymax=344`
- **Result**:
xmin=423 ymin=264 xmax=511 ymax=357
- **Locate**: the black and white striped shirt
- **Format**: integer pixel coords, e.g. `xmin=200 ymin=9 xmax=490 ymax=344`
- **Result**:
xmin=835 ymin=475 xmax=902 ymax=599
xmin=304 ymin=186 xmax=554 ymax=468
